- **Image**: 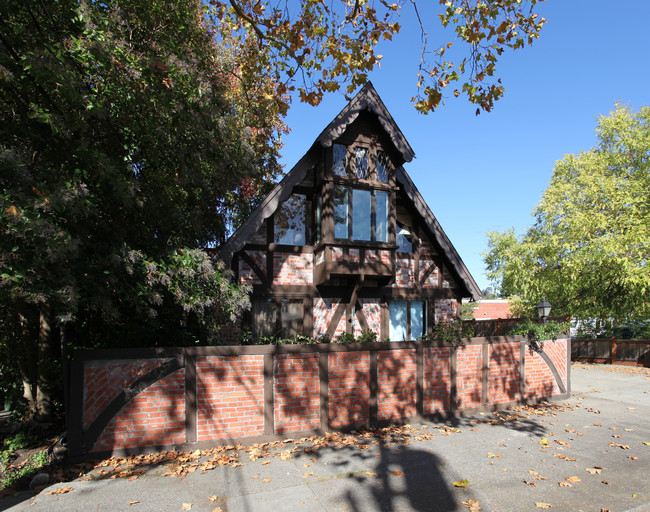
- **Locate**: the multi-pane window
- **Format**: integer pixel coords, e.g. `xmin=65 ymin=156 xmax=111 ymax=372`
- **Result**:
xmin=333 ymin=143 xmax=347 ymax=177
xmin=334 ymin=186 xmax=389 ymax=242
xmin=355 ymin=147 xmax=368 ymax=179
xmin=376 ymin=151 xmax=389 ymax=183
xmin=275 ymin=194 xmax=308 ymax=245
xmin=389 ymin=300 xmax=426 ymax=341
xmin=253 ymin=298 xmax=304 ymax=339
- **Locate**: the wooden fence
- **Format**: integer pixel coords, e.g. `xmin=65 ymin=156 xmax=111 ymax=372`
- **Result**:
xmin=571 ymin=338 xmax=650 ymax=367
xmin=464 ymin=317 xmax=568 ymax=338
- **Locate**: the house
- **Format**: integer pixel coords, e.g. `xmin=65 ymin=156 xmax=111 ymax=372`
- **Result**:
xmin=218 ymin=83 xmax=481 ymax=342
xmin=467 ymin=299 xmax=513 ymax=320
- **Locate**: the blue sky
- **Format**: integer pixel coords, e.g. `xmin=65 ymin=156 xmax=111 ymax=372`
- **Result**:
xmin=277 ymin=0 xmax=650 ymax=293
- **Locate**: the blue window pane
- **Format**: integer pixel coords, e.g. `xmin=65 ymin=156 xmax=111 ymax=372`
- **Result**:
xmin=411 ymin=301 xmax=425 ymax=340
xmin=352 ymin=189 xmax=371 ymax=241
xmin=376 ymin=191 xmax=388 ymax=242
xmin=333 ymin=144 xmax=347 ymax=176
xmin=376 ymin=151 xmax=389 ymax=183
xmin=396 ymin=222 xmax=412 ymax=252
xmin=390 ymin=301 xmax=407 ymax=341
xmin=275 ymin=195 xmax=306 ymax=245
xmin=355 ymin=147 xmax=368 ymax=179
xmin=334 ymin=187 xmax=348 ymax=239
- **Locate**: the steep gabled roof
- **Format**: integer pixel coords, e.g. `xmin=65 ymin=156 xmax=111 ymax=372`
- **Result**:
xmin=315 ymin=82 xmax=415 ymax=163
xmin=217 ymin=84 xmax=480 ymax=300
xmin=396 ymin=166 xmax=481 ymax=300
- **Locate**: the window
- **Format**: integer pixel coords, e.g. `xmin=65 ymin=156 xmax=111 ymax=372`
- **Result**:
xmin=334 ymin=187 xmax=349 ymax=239
xmin=355 ymin=147 xmax=368 ymax=179
xmin=396 ymin=221 xmax=412 ymax=252
xmin=352 ymin=189 xmax=371 ymax=240
xmin=275 ymin=194 xmax=308 ymax=245
xmin=253 ymin=298 xmax=304 ymax=339
xmin=280 ymin=299 xmax=303 ymax=338
xmin=333 ymin=143 xmax=347 ymax=177
xmin=253 ymin=299 xmax=277 ymax=338
xmin=334 ymin=186 xmax=390 ymax=242
xmin=389 ymin=300 xmax=426 ymax=341
xmin=376 ymin=151 xmax=389 ymax=183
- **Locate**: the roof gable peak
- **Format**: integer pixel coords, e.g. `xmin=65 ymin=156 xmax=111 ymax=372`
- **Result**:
xmin=316 ymin=82 xmax=415 ymax=164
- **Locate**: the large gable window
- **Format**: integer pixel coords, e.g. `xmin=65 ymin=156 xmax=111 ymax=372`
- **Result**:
xmin=389 ymin=300 xmax=426 ymax=341
xmin=334 ymin=186 xmax=389 ymax=242
xmin=275 ymin=194 xmax=308 ymax=245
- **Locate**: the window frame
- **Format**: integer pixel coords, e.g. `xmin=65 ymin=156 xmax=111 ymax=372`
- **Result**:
xmin=334 ymin=185 xmax=390 ymax=243
xmin=389 ymin=299 xmax=427 ymax=341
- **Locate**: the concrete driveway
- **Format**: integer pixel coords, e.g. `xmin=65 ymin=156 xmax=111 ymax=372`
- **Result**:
xmin=2 ymin=363 xmax=649 ymax=512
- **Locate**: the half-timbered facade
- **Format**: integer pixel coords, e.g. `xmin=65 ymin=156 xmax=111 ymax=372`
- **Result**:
xmin=218 ymin=83 xmax=481 ymax=342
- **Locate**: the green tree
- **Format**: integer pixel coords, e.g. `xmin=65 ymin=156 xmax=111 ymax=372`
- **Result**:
xmin=0 ymin=0 xmax=274 ymax=418
xmin=484 ymin=104 xmax=650 ymax=320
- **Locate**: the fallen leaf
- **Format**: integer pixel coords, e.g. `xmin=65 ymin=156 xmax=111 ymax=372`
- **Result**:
xmin=554 ymin=440 xmax=570 ymax=448
xmin=535 ymin=503 xmax=552 ymax=509
xmin=522 ymin=480 xmax=536 ymax=487
xmin=609 ymin=443 xmax=630 ymax=449
xmin=45 ymin=487 xmax=73 ymax=495
xmin=182 ymin=504 xmax=192 ymax=511
xmin=628 ymin=456 xmax=639 ymax=460
xmin=624 ymin=429 xmax=633 ymax=432
xmin=612 ymin=435 xmax=621 ymax=438
xmin=365 ymin=471 xmax=376 ymax=478
xmin=462 ymin=498 xmax=481 ymax=511
xmin=453 ymin=479 xmax=469 ymax=488
xmin=566 ymin=476 xmax=581 ymax=483
xmin=643 ymin=442 xmax=650 ymax=446
xmin=208 ymin=496 xmax=217 ymax=502
xmin=539 ymin=438 xmax=549 ymax=446
xmin=487 ymin=453 xmax=502 ymax=458
xmin=213 ymin=508 xmax=223 ymax=512
xmin=303 ymin=472 xmax=315 ymax=478
xmin=129 ymin=501 xmax=139 ymax=505
xmin=261 ymin=460 xmax=271 ymax=465
xmin=263 ymin=478 xmax=271 ymax=483
xmin=251 ymin=474 xmax=259 ymax=479
xmin=586 ymin=467 xmax=602 ymax=475
xmin=558 ymin=481 xmax=572 ymax=487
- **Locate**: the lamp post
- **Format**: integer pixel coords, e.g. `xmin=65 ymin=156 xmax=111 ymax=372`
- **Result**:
xmin=536 ymin=298 xmax=552 ymax=324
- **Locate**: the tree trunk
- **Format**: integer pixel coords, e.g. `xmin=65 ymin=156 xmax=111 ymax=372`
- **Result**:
xmin=35 ymin=303 xmax=53 ymax=421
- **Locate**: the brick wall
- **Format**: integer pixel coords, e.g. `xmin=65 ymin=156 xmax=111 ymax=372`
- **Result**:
xmin=353 ymin=299 xmax=381 ymax=338
xmin=378 ymin=349 xmax=416 ymax=420
xmin=83 ymin=359 xmax=167 ymax=430
xmin=456 ymin=344 xmax=482 ymax=409
xmin=196 ymin=355 xmax=265 ymax=441
xmin=488 ymin=342 xmax=521 ymax=405
xmin=435 ymin=298 xmax=458 ymax=323
xmin=74 ymin=337 xmax=569 ymax=457
xmin=274 ymin=354 xmax=320 ymax=433
xmin=423 ymin=347 xmax=451 ymax=413
xmin=524 ymin=338 xmax=568 ymax=399
xmin=395 ymin=257 xmax=415 ymax=287
xmin=92 ymin=368 xmax=185 ymax=452
xmin=313 ymin=298 xmax=346 ymax=339
xmin=272 ymin=252 xmax=313 ymax=286
xmin=328 ymin=351 xmax=370 ymax=428
xmin=238 ymin=250 xmax=266 ymax=285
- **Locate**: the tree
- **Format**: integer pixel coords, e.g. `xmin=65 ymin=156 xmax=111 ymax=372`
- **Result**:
xmin=0 ymin=0 xmax=277 ymax=418
xmin=210 ymin=0 xmax=547 ymax=114
xmin=484 ymin=104 xmax=650 ymax=320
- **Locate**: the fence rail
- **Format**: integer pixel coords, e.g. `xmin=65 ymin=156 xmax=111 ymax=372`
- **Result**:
xmin=571 ymin=338 xmax=650 ymax=367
